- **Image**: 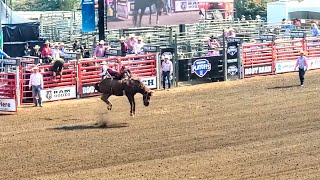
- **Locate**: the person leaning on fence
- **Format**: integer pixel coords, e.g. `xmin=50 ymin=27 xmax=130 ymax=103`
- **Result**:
xmin=32 ymin=45 xmax=42 ymax=59
xmin=127 ymin=34 xmax=137 ymax=54
xmin=161 ymin=55 xmax=173 ymax=91
xmin=29 ymin=66 xmax=44 ymax=107
xmin=294 ymin=50 xmax=308 ymax=87
xmin=41 ymin=40 xmax=52 ymax=64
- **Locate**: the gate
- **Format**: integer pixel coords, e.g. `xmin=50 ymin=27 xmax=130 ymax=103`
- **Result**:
xmin=242 ymin=42 xmax=274 ymax=78
xmin=19 ymin=62 xmax=77 ymax=105
xmin=0 ymin=73 xmax=17 ymax=112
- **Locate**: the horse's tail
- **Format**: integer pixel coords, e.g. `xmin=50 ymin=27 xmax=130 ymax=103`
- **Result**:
xmin=94 ymin=83 xmax=102 ymax=93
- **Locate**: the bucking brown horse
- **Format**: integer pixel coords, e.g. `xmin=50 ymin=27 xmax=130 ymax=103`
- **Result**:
xmin=133 ymin=0 xmax=164 ymax=27
xmin=94 ymin=78 xmax=153 ymax=117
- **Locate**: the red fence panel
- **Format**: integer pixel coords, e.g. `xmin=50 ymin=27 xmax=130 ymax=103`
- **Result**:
xmin=274 ymin=39 xmax=304 ymax=73
xmin=0 ymin=73 xmax=17 ymax=112
xmin=242 ymin=42 xmax=274 ymax=78
xmin=20 ymin=62 xmax=77 ymax=105
xmin=78 ymin=54 xmax=158 ymax=97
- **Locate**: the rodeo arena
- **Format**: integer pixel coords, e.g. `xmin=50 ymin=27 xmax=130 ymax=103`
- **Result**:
xmin=1 ymin=0 xmax=320 ymax=179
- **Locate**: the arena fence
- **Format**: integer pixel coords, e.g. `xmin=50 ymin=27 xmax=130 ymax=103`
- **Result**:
xmin=0 ymin=73 xmax=17 ymax=112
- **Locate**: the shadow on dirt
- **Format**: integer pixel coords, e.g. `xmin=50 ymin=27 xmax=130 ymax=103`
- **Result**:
xmin=48 ymin=122 xmax=128 ymax=131
xmin=267 ymin=85 xmax=300 ymax=89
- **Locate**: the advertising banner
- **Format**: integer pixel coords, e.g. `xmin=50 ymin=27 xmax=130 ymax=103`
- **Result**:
xmin=81 ymin=83 xmax=100 ymax=97
xmin=140 ymin=76 xmax=157 ymax=89
xmin=244 ymin=65 xmax=272 ymax=76
xmin=175 ymin=1 xmax=199 ymax=12
xmin=308 ymin=58 xmax=320 ymax=70
xmin=82 ymin=0 xmax=96 ymax=32
xmin=275 ymin=60 xmax=296 ymax=73
xmin=41 ymin=86 xmax=77 ymax=102
xmin=117 ymin=0 xmax=129 ymax=19
xmin=0 ymin=99 xmax=16 ymax=112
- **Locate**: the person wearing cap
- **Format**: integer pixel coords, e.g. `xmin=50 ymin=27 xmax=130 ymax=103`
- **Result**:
xmin=127 ymin=34 xmax=136 ymax=53
xmin=29 ymin=66 xmax=44 ymax=107
xmin=161 ymin=55 xmax=173 ymax=90
xmin=100 ymin=61 xmax=110 ymax=79
xmin=225 ymin=28 xmax=236 ymax=38
xmin=294 ymin=50 xmax=308 ymax=86
xmin=119 ymin=37 xmax=128 ymax=57
xmin=41 ymin=40 xmax=52 ymax=64
xmin=59 ymin=42 xmax=66 ymax=58
xmin=94 ymin=40 xmax=109 ymax=58
xmin=133 ymin=37 xmax=145 ymax=55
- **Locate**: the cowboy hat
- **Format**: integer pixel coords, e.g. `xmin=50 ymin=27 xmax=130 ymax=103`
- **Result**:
xmin=32 ymin=66 xmax=39 ymax=70
xmin=137 ymin=37 xmax=142 ymax=41
xmin=129 ymin=34 xmax=136 ymax=38
xmin=119 ymin=37 xmax=126 ymax=41
xmin=300 ymin=50 xmax=305 ymax=54
xmin=44 ymin=40 xmax=49 ymax=44
xmin=100 ymin=61 xmax=107 ymax=65
xmin=99 ymin=40 xmax=105 ymax=44
xmin=34 ymin=45 xmax=40 ymax=49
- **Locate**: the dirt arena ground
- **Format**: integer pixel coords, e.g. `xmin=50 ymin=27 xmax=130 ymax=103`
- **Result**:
xmin=1 ymin=70 xmax=320 ymax=180
xmin=108 ymin=11 xmax=200 ymax=29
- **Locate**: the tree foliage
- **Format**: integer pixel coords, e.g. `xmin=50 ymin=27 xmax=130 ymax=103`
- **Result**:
xmin=235 ymin=0 xmax=268 ymax=19
xmin=13 ymin=0 xmax=79 ymax=11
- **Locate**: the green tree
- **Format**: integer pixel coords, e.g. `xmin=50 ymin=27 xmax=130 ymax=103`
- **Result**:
xmin=235 ymin=0 xmax=268 ymax=19
xmin=13 ymin=0 xmax=79 ymax=11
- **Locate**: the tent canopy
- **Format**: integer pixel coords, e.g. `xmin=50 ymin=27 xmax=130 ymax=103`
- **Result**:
xmin=1 ymin=1 xmax=34 ymax=25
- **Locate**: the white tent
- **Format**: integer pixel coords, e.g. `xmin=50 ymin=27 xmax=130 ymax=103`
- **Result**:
xmin=0 ymin=1 xmax=34 ymax=25
xmin=267 ymin=0 xmax=320 ymax=24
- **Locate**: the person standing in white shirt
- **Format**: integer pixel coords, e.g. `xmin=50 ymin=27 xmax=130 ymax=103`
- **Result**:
xmin=161 ymin=55 xmax=173 ymax=90
xmin=133 ymin=37 xmax=145 ymax=55
xmin=294 ymin=50 xmax=308 ymax=86
xmin=29 ymin=66 xmax=44 ymax=107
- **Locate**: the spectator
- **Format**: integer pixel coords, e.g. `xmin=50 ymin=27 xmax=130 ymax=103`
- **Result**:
xmin=51 ymin=43 xmax=63 ymax=60
xmin=24 ymin=43 xmax=31 ymax=56
xmin=32 ymin=45 xmax=42 ymax=59
xmin=207 ymin=36 xmax=220 ymax=56
xmin=161 ymin=55 xmax=173 ymax=91
xmin=94 ymin=40 xmax=109 ymax=58
xmin=225 ymin=28 xmax=236 ymax=38
xmin=59 ymin=42 xmax=66 ymax=58
xmin=41 ymin=40 xmax=52 ymax=64
xmin=127 ymin=34 xmax=137 ymax=53
xmin=311 ymin=23 xmax=320 ymax=37
xmin=133 ymin=37 xmax=145 ymax=55
xmin=294 ymin=50 xmax=308 ymax=87
xmin=293 ymin=18 xmax=301 ymax=28
xmin=29 ymin=66 xmax=44 ymax=107
xmin=281 ymin=18 xmax=288 ymax=25
xmin=119 ymin=37 xmax=128 ymax=57
xmin=73 ymin=40 xmax=84 ymax=56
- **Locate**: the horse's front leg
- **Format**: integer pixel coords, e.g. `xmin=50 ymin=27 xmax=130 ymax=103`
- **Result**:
xmin=139 ymin=7 xmax=146 ymax=27
xmin=101 ymin=94 xmax=112 ymax=110
xmin=126 ymin=95 xmax=135 ymax=117
xmin=156 ymin=12 xmax=159 ymax=25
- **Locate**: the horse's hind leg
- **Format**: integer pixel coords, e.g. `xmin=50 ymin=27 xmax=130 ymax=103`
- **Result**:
xmin=101 ymin=94 xmax=112 ymax=110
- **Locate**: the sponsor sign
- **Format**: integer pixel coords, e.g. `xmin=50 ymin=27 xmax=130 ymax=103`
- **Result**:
xmin=175 ymin=1 xmax=199 ymax=12
xmin=191 ymin=59 xmax=212 ymax=78
xmin=0 ymin=59 xmax=18 ymax=65
xmin=227 ymin=46 xmax=237 ymax=56
xmin=259 ymin=34 xmax=275 ymax=41
xmin=117 ymin=0 xmax=129 ymax=19
xmin=0 ymin=99 xmax=16 ymax=112
xmin=41 ymin=86 xmax=76 ymax=102
xmin=308 ymin=58 xmax=320 ymax=70
xmin=276 ymin=60 xmax=296 ymax=73
xmin=81 ymin=84 xmax=99 ymax=97
xmin=81 ymin=0 xmax=96 ymax=32
xmin=143 ymin=45 xmax=159 ymax=52
xmin=290 ymin=31 xmax=306 ymax=39
xmin=141 ymin=76 xmax=157 ymax=89
xmin=244 ymin=65 xmax=272 ymax=76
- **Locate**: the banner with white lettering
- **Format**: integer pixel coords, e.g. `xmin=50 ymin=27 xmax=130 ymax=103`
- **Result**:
xmin=244 ymin=65 xmax=272 ymax=76
xmin=0 ymin=99 xmax=16 ymax=112
xmin=41 ymin=86 xmax=77 ymax=102
xmin=308 ymin=58 xmax=320 ymax=70
xmin=80 ymin=83 xmax=100 ymax=97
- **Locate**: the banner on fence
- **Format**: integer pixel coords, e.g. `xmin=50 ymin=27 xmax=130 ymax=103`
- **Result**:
xmin=141 ymin=76 xmax=157 ymax=89
xmin=41 ymin=86 xmax=77 ymax=102
xmin=308 ymin=58 xmax=320 ymax=70
xmin=276 ymin=60 xmax=296 ymax=73
xmin=82 ymin=0 xmax=96 ymax=32
xmin=117 ymin=0 xmax=129 ymax=19
xmin=0 ymin=99 xmax=16 ymax=112
xmin=244 ymin=65 xmax=272 ymax=76
xmin=81 ymin=83 xmax=99 ymax=97
xmin=175 ymin=1 xmax=199 ymax=12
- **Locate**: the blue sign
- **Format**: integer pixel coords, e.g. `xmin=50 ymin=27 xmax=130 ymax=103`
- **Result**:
xmin=82 ymin=0 xmax=96 ymax=32
xmin=192 ymin=59 xmax=211 ymax=78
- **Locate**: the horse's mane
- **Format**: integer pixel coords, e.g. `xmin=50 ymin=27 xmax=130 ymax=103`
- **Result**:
xmin=132 ymin=79 xmax=150 ymax=92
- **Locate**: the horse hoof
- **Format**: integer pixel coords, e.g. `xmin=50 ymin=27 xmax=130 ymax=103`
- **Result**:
xmin=107 ymin=106 xmax=112 ymax=110
xmin=130 ymin=113 xmax=135 ymax=117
